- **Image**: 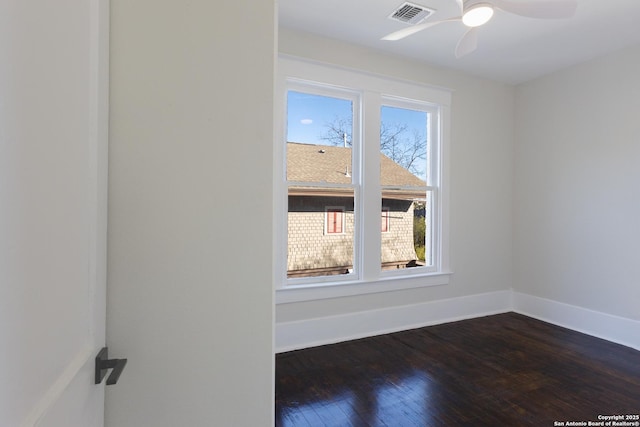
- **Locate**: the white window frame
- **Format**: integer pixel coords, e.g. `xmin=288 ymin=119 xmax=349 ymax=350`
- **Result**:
xmin=274 ymin=56 xmax=452 ymax=304
xmin=379 ymin=96 xmax=439 ymax=278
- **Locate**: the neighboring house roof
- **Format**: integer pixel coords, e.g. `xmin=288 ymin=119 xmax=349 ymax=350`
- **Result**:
xmin=287 ymin=142 xmax=425 ymax=200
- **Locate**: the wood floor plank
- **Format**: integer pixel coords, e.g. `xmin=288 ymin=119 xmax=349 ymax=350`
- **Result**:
xmin=275 ymin=313 xmax=640 ymax=426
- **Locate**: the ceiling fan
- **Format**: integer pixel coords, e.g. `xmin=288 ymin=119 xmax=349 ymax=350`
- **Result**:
xmin=382 ymin=0 xmax=578 ymax=58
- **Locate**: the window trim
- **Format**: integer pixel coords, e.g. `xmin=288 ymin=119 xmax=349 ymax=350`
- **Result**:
xmin=274 ymin=55 xmax=452 ymax=303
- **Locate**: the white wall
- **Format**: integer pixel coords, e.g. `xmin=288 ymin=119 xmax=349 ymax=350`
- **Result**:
xmin=514 ymin=44 xmax=640 ymax=322
xmin=276 ymin=29 xmax=515 ymax=340
xmin=276 ymin=31 xmax=640 ymax=351
xmin=106 ymin=0 xmax=275 ymax=426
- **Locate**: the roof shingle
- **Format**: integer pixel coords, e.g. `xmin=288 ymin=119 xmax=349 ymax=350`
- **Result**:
xmin=287 ymin=142 xmax=425 ymax=187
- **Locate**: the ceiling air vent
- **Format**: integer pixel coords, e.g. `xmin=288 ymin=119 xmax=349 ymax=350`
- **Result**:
xmin=388 ymin=2 xmax=435 ymax=25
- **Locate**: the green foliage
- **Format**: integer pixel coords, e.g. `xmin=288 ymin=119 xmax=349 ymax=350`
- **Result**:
xmin=413 ymin=214 xmax=426 ymax=247
xmin=413 ymin=212 xmax=426 ymax=261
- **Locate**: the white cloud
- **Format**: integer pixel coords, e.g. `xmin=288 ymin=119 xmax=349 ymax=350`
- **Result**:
xmin=300 ymin=119 xmax=313 ymax=125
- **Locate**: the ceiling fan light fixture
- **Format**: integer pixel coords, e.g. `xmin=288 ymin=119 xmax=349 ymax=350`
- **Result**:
xmin=462 ymin=4 xmax=494 ymax=27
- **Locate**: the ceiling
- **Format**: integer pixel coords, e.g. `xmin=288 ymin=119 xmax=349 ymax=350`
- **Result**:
xmin=278 ymin=0 xmax=640 ymax=84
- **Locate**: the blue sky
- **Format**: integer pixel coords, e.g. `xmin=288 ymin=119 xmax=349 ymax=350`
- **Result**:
xmin=287 ymin=90 xmax=427 ymax=147
xmin=287 ymin=91 xmax=353 ymax=145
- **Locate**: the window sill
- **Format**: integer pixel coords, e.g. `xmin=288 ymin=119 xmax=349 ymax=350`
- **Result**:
xmin=275 ymin=271 xmax=452 ymax=304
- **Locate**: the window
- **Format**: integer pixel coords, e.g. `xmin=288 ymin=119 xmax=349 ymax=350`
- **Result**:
xmin=276 ymin=57 xmax=451 ymax=302
xmin=379 ymin=102 xmax=431 ymax=271
xmin=326 ymin=208 xmax=345 ymax=234
xmin=285 ymin=88 xmax=357 ymax=279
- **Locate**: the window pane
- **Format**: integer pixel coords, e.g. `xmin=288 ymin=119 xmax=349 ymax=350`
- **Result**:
xmin=380 ymin=105 xmax=430 ymax=271
xmin=380 ymin=196 xmax=426 ymax=271
xmin=286 ymin=91 xmax=353 ymax=182
xmin=380 ymin=105 xmax=428 ymax=184
xmin=380 ymin=191 xmax=434 ymax=271
xmin=287 ymin=189 xmax=355 ymax=279
xmin=415 ymin=191 xmax=434 ymax=268
xmin=286 ymin=89 xmax=357 ymax=281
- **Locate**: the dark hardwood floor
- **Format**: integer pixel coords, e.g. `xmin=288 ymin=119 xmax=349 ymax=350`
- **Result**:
xmin=275 ymin=313 xmax=640 ymax=426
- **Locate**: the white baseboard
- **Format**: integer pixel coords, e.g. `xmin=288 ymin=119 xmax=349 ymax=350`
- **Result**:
xmin=276 ymin=290 xmax=512 ymax=353
xmin=276 ymin=290 xmax=640 ymax=353
xmin=512 ymin=291 xmax=640 ymax=351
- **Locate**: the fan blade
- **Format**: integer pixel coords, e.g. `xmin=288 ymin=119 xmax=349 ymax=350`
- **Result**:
xmin=381 ymin=17 xmax=461 ymax=41
xmin=492 ymin=0 xmax=577 ymax=19
xmin=455 ymin=27 xmax=478 ymax=58
xmin=455 ymin=0 xmax=464 ymax=15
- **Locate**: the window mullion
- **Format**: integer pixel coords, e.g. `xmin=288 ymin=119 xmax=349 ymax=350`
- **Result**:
xmin=360 ymin=91 xmax=381 ymax=281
